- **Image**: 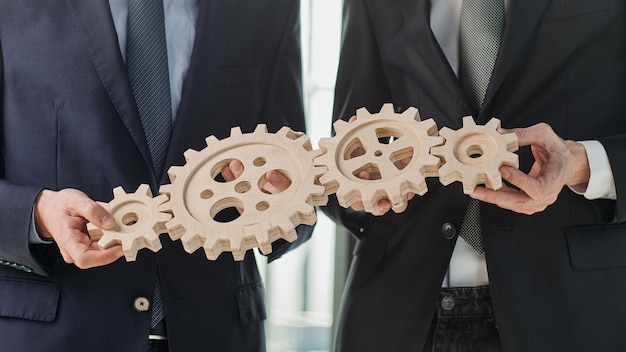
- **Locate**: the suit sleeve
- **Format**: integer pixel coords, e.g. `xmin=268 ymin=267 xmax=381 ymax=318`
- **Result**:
xmin=261 ymin=0 xmax=314 ymax=262
xmin=0 ymin=42 xmax=50 ymax=276
xmin=320 ymin=0 xmax=393 ymax=239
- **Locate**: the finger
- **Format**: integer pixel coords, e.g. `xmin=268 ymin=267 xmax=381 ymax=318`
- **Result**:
xmin=348 ymin=115 xmax=357 ymax=122
xmin=262 ymin=170 xmax=291 ymax=194
xmin=229 ymin=159 xmax=244 ymax=178
xmin=350 ymin=201 xmax=365 ymax=211
xmin=506 ymin=123 xmax=554 ymax=148
xmin=61 ymin=232 xmax=123 ymax=268
xmin=471 ymin=186 xmax=537 ymax=215
xmin=499 ymin=167 xmax=546 ymax=201
xmin=69 ymin=193 xmax=116 ymax=230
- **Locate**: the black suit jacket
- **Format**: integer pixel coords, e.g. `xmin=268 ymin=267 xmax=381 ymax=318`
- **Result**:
xmin=0 ymin=1 xmax=310 ymax=351
xmin=326 ymin=0 xmax=626 ymax=351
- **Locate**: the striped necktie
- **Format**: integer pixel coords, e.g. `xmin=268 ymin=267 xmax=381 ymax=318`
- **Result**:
xmin=458 ymin=0 xmax=505 ymax=253
xmin=126 ymin=0 xmax=171 ymax=328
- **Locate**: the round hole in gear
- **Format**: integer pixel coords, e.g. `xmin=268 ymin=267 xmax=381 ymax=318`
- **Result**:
xmin=200 ymin=189 xmax=214 ymax=199
xmin=210 ymin=158 xmax=243 ymax=183
xmin=467 ymin=144 xmax=484 ymax=159
xmin=258 ymin=169 xmax=291 ymax=194
xmin=256 ymin=201 xmax=270 ymax=211
xmin=122 ymin=212 xmax=139 ymax=226
xmin=211 ymin=197 xmax=243 ymax=223
xmin=253 ymin=157 xmax=267 ymax=167
xmin=235 ymin=181 xmax=252 ymax=193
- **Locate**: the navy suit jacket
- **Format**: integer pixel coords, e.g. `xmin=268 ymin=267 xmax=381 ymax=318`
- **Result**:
xmin=0 ymin=1 xmax=310 ymax=351
xmin=325 ymin=0 xmax=626 ymax=351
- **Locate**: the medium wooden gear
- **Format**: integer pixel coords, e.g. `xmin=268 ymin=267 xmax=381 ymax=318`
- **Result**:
xmin=431 ymin=116 xmax=519 ymax=194
xmin=87 ymin=184 xmax=171 ymax=261
xmin=159 ymin=125 xmax=328 ymax=261
xmin=314 ymin=103 xmax=443 ymax=215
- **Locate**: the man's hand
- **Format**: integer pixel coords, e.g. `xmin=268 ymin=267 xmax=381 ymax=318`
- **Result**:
xmin=34 ymin=189 xmax=123 ymax=268
xmin=471 ymin=123 xmax=591 ymax=215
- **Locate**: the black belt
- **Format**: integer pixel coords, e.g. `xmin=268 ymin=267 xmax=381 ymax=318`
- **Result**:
xmin=149 ymin=320 xmax=168 ymax=340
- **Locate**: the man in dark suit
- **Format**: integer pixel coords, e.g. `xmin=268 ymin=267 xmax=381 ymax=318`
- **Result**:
xmin=325 ymin=0 xmax=626 ymax=351
xmin=0 ymin=1 xmax=311 ymax=351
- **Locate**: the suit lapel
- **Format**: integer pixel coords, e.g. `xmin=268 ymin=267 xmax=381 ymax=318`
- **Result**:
xmin=481 ymin=0 xmax=552 ymax=121
xmin=165 ymin=0 xmax=235 ymax=170
xmin=400 ymin=0 xmax=474 ymax=124
xmin=64 ymin=0 xmax=154 ymax=176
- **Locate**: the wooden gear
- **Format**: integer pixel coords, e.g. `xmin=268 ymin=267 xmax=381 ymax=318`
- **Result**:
xmin=87 ymin=184 xmax=171 ymax=261
xmin=314 ymin=103 xmax=443 ymax=215
xmin=159 ymin=125 xmax=328 ymax=261
xmin=431 ymin=116 xmax=519 ymax=194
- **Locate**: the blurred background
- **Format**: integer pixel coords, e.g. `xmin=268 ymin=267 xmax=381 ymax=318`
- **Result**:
xmin=254 ymin=1 xmax=345 ymax=351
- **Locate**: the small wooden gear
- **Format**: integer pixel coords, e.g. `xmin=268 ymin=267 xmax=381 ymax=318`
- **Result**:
xmin=159 ymin=125 xmax=328 ymax=261
xmin=314 ymin=103 xmax=443 ymax=215
xmin=431 ymin=116 xmax=519 ymax=194
xmin=87 ymin=184 xmax=171 ymax=261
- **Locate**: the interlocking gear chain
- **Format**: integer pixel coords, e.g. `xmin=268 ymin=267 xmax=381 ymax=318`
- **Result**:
xmin=89 ymin=105 xmax=519 ymax=261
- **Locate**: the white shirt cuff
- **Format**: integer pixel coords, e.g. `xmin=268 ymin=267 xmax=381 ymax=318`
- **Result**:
xmin=569 ymin=140 xmax=616 ymax=200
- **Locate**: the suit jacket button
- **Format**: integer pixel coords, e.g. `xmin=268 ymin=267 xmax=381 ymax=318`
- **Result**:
xmin=441 ymin=223 xmax=456 ymax=240
xmin=134 ymin=297 xmax=150 ymax=312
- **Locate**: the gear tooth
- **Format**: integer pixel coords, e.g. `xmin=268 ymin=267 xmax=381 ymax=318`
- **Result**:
xmin=437 ymin=164 xmax=459 ymax=186
xmin=255 ymin=124 xmax=269 ymax=134
xmin=166 ymin=166 xmax=184 ymax=183
xmin=462 ymin=115 xmax=476 ymax=127
xmin=112 ymin=186 xmax=126 ymax=198
xmin=159 ymin=184 xmax=173 ymax=197
xmin=355 ymin=106 xmax=373 ymax=119
xmin=97 ymin=233 xmax=119 ymax=249
xmin=332 ymin=119 xmax=350 ymax=134
xmin=359 ymin=187 xmax=380 ymax=212
xmin=485 ymin=170 xmax=503 ymax=190
xmin=87 ymin=224 xmax=103 ymax=241
xmin=378 ymin=103 xmax=396 ymax=117
xmin=415 ymin=118 xmax=437 ymax=136
xmin=400 ymin=106 xmax=420 ymax=121
xmin=502 ymin=152 xmax=519 ymax=168
xmin=183 ymin=149 xmax=200 ymax=162
xmin=430 ymin=145 xmax=445 ymax=158
xmin=503 ymin=132 xmax=519 ymax=151
xmin=230 ymin=126 xmax=243 ymax=136
xmin=486 ymin=117 xmax=502 ymax=130
xmin=438 ymin=127 xmax=455 ymax=140
xmin=462 ymin=180 xmax=477 ymax=195
xmin=165 ymin=220 xmax=187 ymax=240
xmin=203 ymin=237 xmax=224 ymax=261
xmin=273 ymin=218 xmax=298 ymax=242
xmin=204 ymin=135 xmax=219 ymax=148
xmin=136 ymin=184 xmax=152 ymax=197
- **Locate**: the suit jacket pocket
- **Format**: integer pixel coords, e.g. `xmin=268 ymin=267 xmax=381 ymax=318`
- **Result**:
xmin=0 ymin=278 xmax=60 ymax=322
xmin=235 ymin=282 xmax=267 ymax=326
xmin=213 ymin=66 xmax=259 ymax=89
xmin=565 ymin=223 xmax=626 ymax=271
xmin=542 ymin=0 xmax=609 ymax=22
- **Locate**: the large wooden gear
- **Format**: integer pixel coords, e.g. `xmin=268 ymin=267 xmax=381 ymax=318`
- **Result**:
xmin=314 ymin=103 xmax=443 ymax=215
xmin=431 ymin=116 xmax=519 ymax=194
xmin=87 ymin=184 xmax=171 ymax=261
xmin=159 ymin=125 xmax=328 ymax=261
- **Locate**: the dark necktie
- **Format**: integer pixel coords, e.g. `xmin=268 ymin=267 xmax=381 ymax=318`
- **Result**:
xmin=458 ymin=0 xmax=505 ymax=253
xmin=126 ymin=0 xmax=171 ymax=328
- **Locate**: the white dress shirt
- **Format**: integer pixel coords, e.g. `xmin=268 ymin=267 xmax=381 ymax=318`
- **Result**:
xmin=430 ymin=0 xmax=617 ymax=287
